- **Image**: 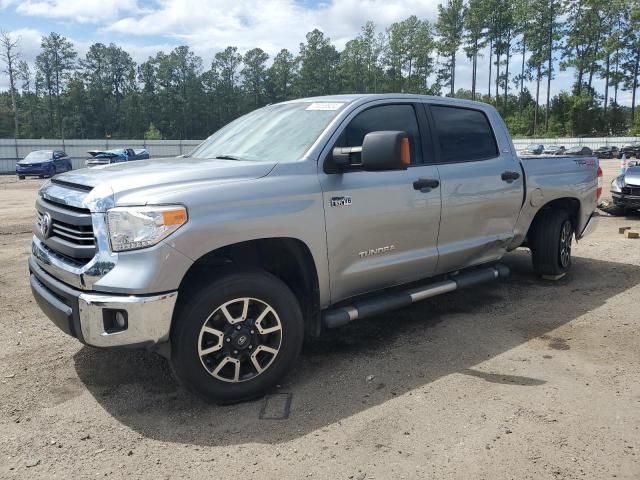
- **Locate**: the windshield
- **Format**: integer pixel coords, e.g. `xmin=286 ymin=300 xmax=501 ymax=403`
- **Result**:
xmin=187 ymin=102 xmax=345 ymax=162
xmin=547 ymin=145 xmax=560 ymax=150
xmin=526 ymin=144 xmax=540 ymax=150
xmin=24 ymin=151 xmax=52 ymax=161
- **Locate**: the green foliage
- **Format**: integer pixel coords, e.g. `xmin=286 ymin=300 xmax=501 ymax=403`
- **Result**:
xmin=144 ymin=123 xmax=162 ymax=140
xmin=1 ymin=4 xmax=639 ymax=140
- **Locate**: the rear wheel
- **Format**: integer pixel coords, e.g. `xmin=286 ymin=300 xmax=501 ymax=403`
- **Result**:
xmin=530 ymin=209 xmax=574 ymax=277
xmin=17 ymin=175 xmax=25 ymax=180
xmin=170 ymin=270 xmax=304 ymax=404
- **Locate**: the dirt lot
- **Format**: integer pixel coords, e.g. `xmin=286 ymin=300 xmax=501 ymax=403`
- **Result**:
xmin=0 ymin=160 xmax=639 ymax=479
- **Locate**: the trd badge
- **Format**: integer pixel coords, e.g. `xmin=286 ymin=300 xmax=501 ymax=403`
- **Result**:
xmin=331 ymin=196 xmax=352 ymax=207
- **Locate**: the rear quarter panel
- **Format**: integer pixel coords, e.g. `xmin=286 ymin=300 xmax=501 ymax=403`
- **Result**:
xmin=510 ymin=155 xmax=598 ymax=248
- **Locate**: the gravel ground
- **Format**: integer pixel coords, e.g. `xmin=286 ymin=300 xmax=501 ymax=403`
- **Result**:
xmin=0 ymin=160 xmax=639 ymax=479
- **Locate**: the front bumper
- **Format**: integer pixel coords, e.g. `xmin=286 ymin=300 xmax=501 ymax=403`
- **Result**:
xmin=29 ymin=256 xmax=177 ymax=348
xmin=16 ymin=164 xmax=52 ymax=176
xmin=611 ymin=192 xmax=640 ymax=209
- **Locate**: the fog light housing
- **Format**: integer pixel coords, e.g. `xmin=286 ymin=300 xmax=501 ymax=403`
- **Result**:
xmin=103 ymin=309 xmax=128 ymax=334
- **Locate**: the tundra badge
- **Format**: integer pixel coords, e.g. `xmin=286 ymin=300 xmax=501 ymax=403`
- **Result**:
xmin=359 ymin=245 xmax=396 ymax=258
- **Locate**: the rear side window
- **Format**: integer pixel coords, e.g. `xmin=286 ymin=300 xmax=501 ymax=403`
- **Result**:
xmin=338 ymin=104 xmax=423 ymax=165
xmin=430 ymin=106 xmax=498 ymax=162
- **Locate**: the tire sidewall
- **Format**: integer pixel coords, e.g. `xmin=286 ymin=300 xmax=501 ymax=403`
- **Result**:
xmin=171 ymin=271 xmax=303 ymax=403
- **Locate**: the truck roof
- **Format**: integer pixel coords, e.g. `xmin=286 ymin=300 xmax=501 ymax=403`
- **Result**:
xmin=282 ymin=93 xmax=493 ymax=110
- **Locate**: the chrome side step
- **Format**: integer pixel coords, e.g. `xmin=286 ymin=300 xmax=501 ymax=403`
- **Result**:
xmin=322 ymin=264 xmax=510 ymax=329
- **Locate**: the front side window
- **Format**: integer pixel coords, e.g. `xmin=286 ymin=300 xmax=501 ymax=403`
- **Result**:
xmin=335 ymin=104 xmax=423 ymax=165
xmin=431 ymin=106 xmax=498 ymax=163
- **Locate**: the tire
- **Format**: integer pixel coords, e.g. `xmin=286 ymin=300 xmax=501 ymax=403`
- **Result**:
xmin=18 ymin=175 xmax=25 ymax=180
xmin=530 ymin=209 xmax=574 ymax=277
xmin=170 ymin=269 xmax=304 ymax=404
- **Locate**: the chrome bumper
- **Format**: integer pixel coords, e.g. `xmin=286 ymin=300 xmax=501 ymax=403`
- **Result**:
xmin=30 ymin=256 xmax=177 ymax=348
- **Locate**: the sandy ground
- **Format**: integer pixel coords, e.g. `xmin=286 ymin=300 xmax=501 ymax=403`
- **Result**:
xmin=0 ymin=160 xmax=639 ymax=479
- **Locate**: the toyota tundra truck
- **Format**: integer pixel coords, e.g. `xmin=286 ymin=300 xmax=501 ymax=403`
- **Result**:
xmin=28 ymin=94 xmax=601 ymax=403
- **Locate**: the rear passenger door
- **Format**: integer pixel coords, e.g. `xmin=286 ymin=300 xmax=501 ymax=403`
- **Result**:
xmin=426 ymin=103 xmax=524 ymax=274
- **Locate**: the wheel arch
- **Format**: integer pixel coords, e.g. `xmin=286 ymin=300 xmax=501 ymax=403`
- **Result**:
xmin=525 ymin=197 xmax=581 ymax=244
xmin=175 ymin=237 xmax=322 ymax=338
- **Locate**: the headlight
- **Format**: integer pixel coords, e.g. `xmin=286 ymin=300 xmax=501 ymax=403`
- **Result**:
xmin=611 ymin=176 xmax=624 ymax=193
xmin=106 ymin=205 xmax=188 ymax=252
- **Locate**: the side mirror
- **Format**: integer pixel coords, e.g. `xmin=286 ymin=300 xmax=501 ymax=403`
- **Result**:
xmin=361 ymin=131 xmax=411 ymax=171
xmin=331 ymin=131 xmax=411 ymax=171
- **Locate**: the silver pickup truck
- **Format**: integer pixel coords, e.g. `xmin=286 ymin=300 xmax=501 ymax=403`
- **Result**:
xmin=29 ymin=94 xmax=601 ymax=403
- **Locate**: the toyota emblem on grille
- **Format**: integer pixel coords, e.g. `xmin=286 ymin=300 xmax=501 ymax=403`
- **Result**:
xmin=40 ymin=212 xmax=53 ymax=238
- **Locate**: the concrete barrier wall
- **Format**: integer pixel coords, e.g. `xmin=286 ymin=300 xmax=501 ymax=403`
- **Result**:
xmin=511 ymin=137 xmax=639 ymax=151
xmin=0 ymin=139 xmax=202 ymax=173
xmin=1 ymin=136 xmax=639 ymax=174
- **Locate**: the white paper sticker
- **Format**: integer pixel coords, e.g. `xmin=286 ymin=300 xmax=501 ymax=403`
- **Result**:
xmin=305 ymin=102 xmax=344 ymax=111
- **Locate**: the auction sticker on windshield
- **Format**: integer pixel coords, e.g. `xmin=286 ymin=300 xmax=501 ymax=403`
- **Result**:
xmin=306 ymin=102 xmax=344 ymax=111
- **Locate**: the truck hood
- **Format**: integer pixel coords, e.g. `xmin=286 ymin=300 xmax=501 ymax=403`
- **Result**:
xmin=624 ymin=166 xmax=640 ymax=186
xmin=55 ymin=157 xmax=277 ymax=198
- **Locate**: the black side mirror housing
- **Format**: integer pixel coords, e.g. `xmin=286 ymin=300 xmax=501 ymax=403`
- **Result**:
xmin=331 ymin=130 xmax=410 ymax=171
xmin=361 ymin=131 xmax=410 ymax=171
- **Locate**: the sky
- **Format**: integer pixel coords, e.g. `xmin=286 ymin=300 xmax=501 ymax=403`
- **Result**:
xmin=0 ymin=0 xmax=632 ymax=105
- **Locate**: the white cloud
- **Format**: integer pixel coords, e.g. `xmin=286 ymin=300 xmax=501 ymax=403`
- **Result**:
xmin=0 ymin=0 xmax=637 ymax=106
xmin=15 ymin=0 xmax=140 ymax=23
xmin=105 ymin=0 xmax=439 ymax=55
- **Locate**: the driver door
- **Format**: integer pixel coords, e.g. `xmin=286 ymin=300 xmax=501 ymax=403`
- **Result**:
xmin=319 ymin=102 xmax=442 ymax=303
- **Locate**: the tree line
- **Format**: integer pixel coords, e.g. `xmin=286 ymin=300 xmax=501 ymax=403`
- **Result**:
xmin=1 ymin=0 xmax=640 ymax=140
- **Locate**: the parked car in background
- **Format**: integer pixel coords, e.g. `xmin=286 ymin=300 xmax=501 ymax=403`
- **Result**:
xmin=543 ymin=145 xmax=566 ymax=155
xmin=521 ymin=143 xmax=544 ymax=155
xmin=565 ymin=146 xmax=593 ymax=156
xmin=620 ymin=142 xmax=640 ymax=159
xmin=86 ymin=148 xmax=150 ymax=167
xmin=16 ymin=150 xmax=72 ymax=179
xmin=604 ymin=160 xmax=640 ymax=215
xmin=594 ymin=146 xmax=621 ymax=159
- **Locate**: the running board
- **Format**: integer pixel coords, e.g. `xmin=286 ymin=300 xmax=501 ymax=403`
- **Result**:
xmin=322 ymin=264 xmax=510 ymax=329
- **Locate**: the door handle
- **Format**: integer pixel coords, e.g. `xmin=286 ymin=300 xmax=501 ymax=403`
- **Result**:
xmin=413 ymin=178 xmax=440 ymax=192
xmin=501 ymin=171 xmax=521 ymax=182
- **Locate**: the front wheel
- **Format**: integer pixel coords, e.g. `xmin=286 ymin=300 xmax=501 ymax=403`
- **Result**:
xmin=530 ymin=209 xmax=574 ymax=277
xmin=170 ymin=270 xmax=304 ymax=404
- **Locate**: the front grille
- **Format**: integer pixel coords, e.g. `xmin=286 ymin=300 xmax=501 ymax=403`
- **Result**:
xmin=35 ymin=197 xmax=96 ymax=262
xmin=621 ymin=186 xmax=640 ymax=196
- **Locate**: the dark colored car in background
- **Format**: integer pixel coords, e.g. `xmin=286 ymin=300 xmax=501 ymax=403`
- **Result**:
xmin=543 ymin=145 xmax=566 ymax=155
xmin=620 ymin=142 xmax=640 ymax=159
xmin=594 ymin=146 xmax=621 ymax=159
xmin=522 ymin=143 xmax=544 ymax=155
xmin=564 ymin=146 xmax=593 ymax=156
xmin=15 ymin=150 xmax=72 ymax=179
xmin=85 ymin=148 xmax=150 ymax=167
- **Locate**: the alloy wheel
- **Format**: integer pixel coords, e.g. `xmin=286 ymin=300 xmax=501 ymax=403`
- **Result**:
xmin=559 ymin=220 xmax=572 ymax=268
xmin=197 ymin=297 xmax=282 ymax=383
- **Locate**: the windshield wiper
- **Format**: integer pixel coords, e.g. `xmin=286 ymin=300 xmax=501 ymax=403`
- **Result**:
xmin=214 ymin=154 xmax=246 ymax=161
